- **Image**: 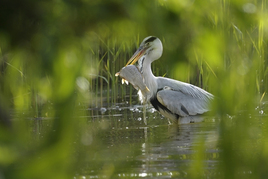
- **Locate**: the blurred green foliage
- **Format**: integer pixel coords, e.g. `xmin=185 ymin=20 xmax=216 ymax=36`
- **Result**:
xmin=0 ymin=0 xmax=268 ymax=178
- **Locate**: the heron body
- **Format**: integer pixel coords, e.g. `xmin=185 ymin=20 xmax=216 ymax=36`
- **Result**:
xmin=120 ymin=36 xmax=214 ymax=123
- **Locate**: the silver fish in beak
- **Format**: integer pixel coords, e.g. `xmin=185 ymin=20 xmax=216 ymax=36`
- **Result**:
xmin=115 ymin=65 xmax=150 ymax=95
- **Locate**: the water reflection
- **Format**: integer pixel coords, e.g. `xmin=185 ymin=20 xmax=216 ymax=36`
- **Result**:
xmin=178 ymin=115 xmax=205 ymax=124
xmin=74 ymin=104 xmax=220 ymax=178
xmin=28 ymin=103 xmax=220 ymax=178
xmin=132 ymin=122 xmax=219 ymax=178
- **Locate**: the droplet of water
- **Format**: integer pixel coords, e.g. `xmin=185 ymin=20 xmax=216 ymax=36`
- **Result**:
xmin=134 ymin=108 xmax=140 ymax=112
xmin=259 ymin=110 xmax=264 ymax=115
xmin=148 ymin=108 xmax=157 ymax=113
xmin=137 ymin=117 xmax=142 ymax=121
xmin=139 ymin=173 xmax=147 ymax=177
xmin=100 ymin=107 xmax=107 ymax=114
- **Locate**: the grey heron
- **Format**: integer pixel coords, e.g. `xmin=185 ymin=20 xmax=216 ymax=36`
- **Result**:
xmin=119 ymin=36 xmax=214 ymax=123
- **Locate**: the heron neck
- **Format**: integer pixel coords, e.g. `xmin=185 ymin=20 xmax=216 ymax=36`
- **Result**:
xmin=142 ymin=61 xmax=157 ymax=100
xmin=142 ymin=62 xmax=155 ymax=80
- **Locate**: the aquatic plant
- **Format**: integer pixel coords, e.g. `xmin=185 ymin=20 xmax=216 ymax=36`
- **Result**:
xmin=0 ymin=0 xmax=268 ymax=178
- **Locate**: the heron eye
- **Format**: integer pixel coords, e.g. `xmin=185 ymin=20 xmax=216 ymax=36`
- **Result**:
xmin=145 ymin=42 xmax=150 ymax=47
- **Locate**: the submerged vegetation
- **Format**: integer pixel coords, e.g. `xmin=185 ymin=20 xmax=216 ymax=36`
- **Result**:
xmin=0 ymin=0 xmax=268 ymax=178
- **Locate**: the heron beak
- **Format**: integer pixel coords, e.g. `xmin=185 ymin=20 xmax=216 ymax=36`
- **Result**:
xmin=125 ymin=46 xmax=148 ymax=66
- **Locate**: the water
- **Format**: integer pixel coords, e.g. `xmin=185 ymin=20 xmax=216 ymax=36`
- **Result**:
xmin=27 ymin=98 xmax=220 ymax=179
xmin=81 ymin=99 xmax=220 ymax=178
xmin=9 ymin=97 xmax=268 ymax=179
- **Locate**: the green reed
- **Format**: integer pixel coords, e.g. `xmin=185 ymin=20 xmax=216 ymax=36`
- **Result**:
xmin=1 ymin=0 xmax=268 ymax=178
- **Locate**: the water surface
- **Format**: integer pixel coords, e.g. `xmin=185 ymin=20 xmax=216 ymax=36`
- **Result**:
xmin=78 ymin=100 xmax=220 ymax=178
xmin=28 ymin=98 xmax=220 ymax=178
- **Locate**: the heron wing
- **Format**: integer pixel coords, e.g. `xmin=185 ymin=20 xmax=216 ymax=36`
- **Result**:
xmin=156 ymin=77 xmax=213 ymax=117
xmin=156 ymin=88 xmax=210 ymax=116
xmin=157 ymin=77 xmax=214 ymax=100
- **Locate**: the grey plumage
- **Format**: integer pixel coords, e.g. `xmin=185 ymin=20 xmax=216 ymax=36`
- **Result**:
xmin=156 ymin=77 xmax=213 ymax=117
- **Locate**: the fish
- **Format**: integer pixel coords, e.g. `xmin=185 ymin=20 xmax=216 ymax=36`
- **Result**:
xmin=115 ymin=65 xmax=150 ymax=96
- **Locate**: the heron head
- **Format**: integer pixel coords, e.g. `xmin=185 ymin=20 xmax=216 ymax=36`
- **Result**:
xmin=125 ymin=36 xmax=163 ymax=66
